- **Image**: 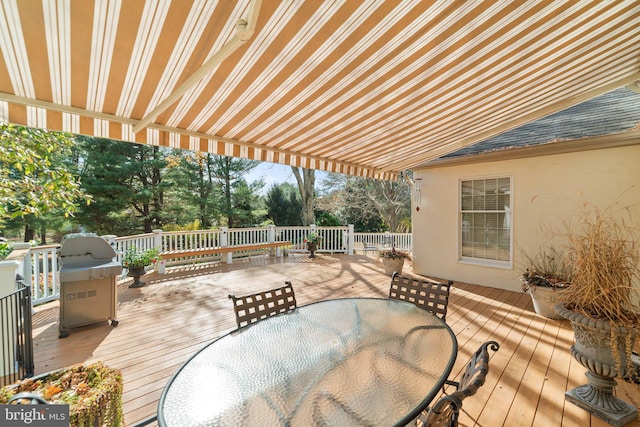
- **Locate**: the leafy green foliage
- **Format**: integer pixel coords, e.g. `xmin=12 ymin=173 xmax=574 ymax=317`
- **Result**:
xmin=0 ymin=240 xmax=12 ymax=259
xmin=0 ymin=124 xmax=90 ymax=234
xmin=304 ymin=232 xmax=322 ymax=245
xmin=77 ymin=137 xmax=167 ymax=235
xmin=163 ymin=151 xmax=220 ymax=228
xmin=122 ymin=247 xmax=160 ymax=268
xmin=265 ymin=183 xmax=302 ymax=225
xmin=0 ymin=125 xmax=411 ymax=241
xmin=212 ymin=155 xmax=261 ymax=227
xmin=319 ymin=174 xmax=410 ymax=232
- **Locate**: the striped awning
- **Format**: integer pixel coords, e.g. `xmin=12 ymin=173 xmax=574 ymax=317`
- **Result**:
xmin=1 ymin=1 xmax=640 ymax=180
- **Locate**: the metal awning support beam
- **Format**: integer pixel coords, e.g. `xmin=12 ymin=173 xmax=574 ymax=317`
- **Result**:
xmin=132 ymin=0 xmax=262 ymax=134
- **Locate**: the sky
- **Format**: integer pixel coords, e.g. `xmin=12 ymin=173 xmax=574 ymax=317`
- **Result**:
xmin=247 ymin=162 xmax=297 ymax=189
xmin=246 ymin=162 xmax=329 ymax=194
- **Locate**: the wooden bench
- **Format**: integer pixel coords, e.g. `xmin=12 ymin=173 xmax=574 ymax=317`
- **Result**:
xmin=158 ymin=241 xmax=291 ymax=273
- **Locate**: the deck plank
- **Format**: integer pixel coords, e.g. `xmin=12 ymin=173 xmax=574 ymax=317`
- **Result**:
xmin=29 ymin=254 xmax=640 ymax=427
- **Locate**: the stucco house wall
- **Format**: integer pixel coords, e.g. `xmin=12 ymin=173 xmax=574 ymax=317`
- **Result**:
xmin=411 ymin=142 xmax=640 ymax=292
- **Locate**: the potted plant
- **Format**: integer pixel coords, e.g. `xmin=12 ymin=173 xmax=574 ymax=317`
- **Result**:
xmin=520 ymin=246 xmax=571 ymax=319
xmin=122 ymin=246 xmax=159 ymax=288
xmin=0 ymin=238 xmax=12 ymax=260
xmin=379 ymin=247 xmax=411 ymax=276
xmin=0 ymin=361 xmax=123 ymax=427
xmin=554 ymin=206 xmax=640 ymax=426
xmin=304 ymin=232 xmax=322 ymax=258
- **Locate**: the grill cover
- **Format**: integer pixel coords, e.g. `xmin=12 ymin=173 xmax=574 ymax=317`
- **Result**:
xmin=58 ymin=233 xmax=121 ymax=338
xmin=60 ymin=233 xmax=122 ymax=280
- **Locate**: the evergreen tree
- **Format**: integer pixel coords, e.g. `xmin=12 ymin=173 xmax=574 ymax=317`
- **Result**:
xmin=265 ymin=183 xmax=302 ymax=226
xmin=164 ymin=151 xmax=220 ymax=228
xmin=231 ymin=179 xmax=263 ymax=227
xmin=212 ymin=156 xmax=260 ymax=228
xmin=77 ymin=137 xmax=167 ymax=235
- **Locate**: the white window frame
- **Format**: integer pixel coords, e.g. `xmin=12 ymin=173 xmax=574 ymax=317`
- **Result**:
xmin=458 ymin=176 xmax=513 ymax=269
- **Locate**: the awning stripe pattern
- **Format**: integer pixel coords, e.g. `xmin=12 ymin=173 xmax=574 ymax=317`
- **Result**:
xmin=1 ymin=0 xmax=639 ymax=180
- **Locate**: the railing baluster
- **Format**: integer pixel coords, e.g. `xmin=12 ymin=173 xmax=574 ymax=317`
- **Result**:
xmin=27 ymin=227 xmax=410 ymax=305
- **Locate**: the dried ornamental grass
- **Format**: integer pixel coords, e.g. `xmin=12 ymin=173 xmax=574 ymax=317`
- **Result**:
xmin=561 ymin=208 xmax=640 ymax=322
xmin=560 ymin=207 xmax=640 ymax=376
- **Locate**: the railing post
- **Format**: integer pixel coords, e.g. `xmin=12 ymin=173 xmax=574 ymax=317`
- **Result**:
xmin=152 ymin=229 xmax=163 ymax=251
xmin=152 ymin=230 xmax=166 ymax=273
xmin=268 ymin=225 xmax=275 ymax=243
xmin=15 ymin=243 xmax=33 ymax=297
xmin=348 ymin=225 xmax=355 ymax=255
xmin=221 ymin=227 xmax=232 ymax=264
xmin=268 ymin=225 xmax=279 ymax=256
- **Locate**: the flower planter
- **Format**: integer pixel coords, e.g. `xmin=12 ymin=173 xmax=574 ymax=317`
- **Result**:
xmin=527 ymin=286 xmax=564 ymax=320
xmin=123 ymin=247 xmax=159 ymax=287
xmin=306 ymin=242 xmax=317 ymax=258
xmin=382 ymin=257 xmax=404 ymax=276
xmin=0 ymin=362 xmax=124 ymax=427
xmin=127 ymin=266 xmax=147 ymax=288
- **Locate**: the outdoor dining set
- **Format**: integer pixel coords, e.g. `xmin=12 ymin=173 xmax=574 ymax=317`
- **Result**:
xmin=140 ymin=273 xmax=500 ymax=427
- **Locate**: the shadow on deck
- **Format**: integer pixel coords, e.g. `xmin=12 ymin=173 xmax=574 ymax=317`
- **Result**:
xmin=31 ymin=253 xmax=639 ymax=426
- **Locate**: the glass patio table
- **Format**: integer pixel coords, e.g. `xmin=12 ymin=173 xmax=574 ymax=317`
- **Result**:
xmin=157 ymin=298 xmax=458 ymax=426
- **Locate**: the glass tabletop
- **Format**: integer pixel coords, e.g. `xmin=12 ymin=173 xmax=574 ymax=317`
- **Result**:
xmin=158 ymin=298 xmax=458 ymax=426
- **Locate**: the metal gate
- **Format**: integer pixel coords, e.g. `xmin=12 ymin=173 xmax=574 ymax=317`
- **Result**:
xmin=0 ymin=283 xmax=34 ymax=387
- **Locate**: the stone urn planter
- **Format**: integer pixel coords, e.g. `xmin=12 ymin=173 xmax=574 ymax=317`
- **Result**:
xmin=306 ymin=242 xmax=317 ymax=258
xmin=304 ymin=232 xmax=322 ymax=258
xmin=127 ymin=266 xmax=147 ymax=288
xmin=122 ymin=247 xmax=159 ymax=288
xmin=555 ymin=303 xmax=638 ymax=427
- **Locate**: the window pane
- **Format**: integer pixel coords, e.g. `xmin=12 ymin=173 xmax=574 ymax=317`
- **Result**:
xmin=461 ymin=181 xmax=473 ymax=196
xmin=472 ymin=180 xmax=485 ymax=210
xmin=485 ymin=179 xmax=498 ymax=210
xmin=461 ymin=195 xmax=472 ymax=210
xmin=498 ymin=178 xmax=510 ymax=208
xmin=460 ymin=178 xmax=511 ymax=262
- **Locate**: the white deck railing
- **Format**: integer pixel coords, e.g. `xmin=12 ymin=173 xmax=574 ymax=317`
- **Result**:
xmin=24 ymin=226 xmax=411 ymax=306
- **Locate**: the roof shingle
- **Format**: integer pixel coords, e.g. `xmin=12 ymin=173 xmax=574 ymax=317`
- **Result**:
xmin=443 ymin=87 xmax=640 ymax=158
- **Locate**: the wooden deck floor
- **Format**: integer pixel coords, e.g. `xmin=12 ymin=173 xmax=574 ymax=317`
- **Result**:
xmin=31 ymin=254 xmax=640 ymax=426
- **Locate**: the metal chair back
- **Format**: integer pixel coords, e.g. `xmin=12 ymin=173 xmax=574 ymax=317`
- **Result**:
xmin=389 ymin=273 xmax=452 ymax=321
xmin=228 ymin=281 xmax=297 ymax=328
xmin=419 ymin=341 xmax=500 ymax=427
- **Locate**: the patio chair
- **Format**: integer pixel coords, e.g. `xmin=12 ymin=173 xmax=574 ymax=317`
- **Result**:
xmin=389 ymin=273 xmax=453 ymax=321
xmin=416 ymin=340 xmax=500 ymax=427
xmin=228 ymin=281 xmax=297 ymax=328
xmin=363 ymin=240 xmax=378 ymax=256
